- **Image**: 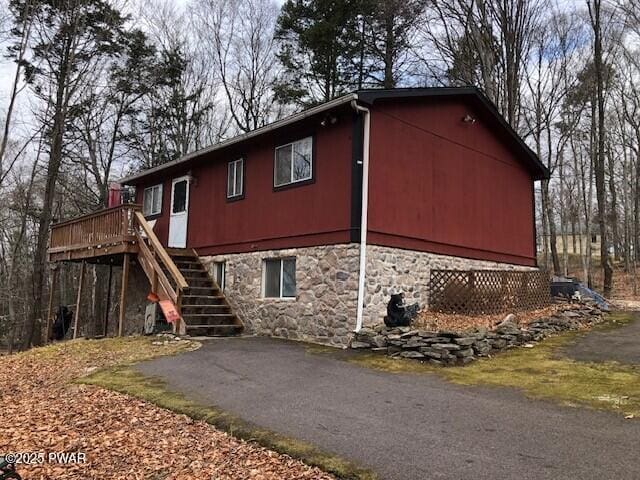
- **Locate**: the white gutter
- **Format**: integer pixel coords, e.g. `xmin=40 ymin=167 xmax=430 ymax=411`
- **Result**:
xmin=351 ymin=99 xmax=370 ymax=332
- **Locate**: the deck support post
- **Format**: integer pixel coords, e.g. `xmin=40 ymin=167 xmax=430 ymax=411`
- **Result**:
xmin=45 ymin=264 xmax=59 ymax=343
xmin=103 ymin=264 xmax=113 ymax=336
xmin=119 ymin=253 xmax=130 ymax=337
xmin=73 ymin=261 xmax=86 ymax=339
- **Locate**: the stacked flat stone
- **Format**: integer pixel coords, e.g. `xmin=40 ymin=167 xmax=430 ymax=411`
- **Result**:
xmin=351 ymin=299 xmax=606 ymax=366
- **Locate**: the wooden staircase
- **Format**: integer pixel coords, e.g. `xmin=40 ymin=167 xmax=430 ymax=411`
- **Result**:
xmin=165 ymin=248 xmax=243 ymax=337
xmin=47 ymin=204 xmax=243 ymax=338
xmin=132 ymin=209 xmax=242 ymax=337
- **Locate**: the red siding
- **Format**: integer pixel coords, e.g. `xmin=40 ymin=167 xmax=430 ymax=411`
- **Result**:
xmin=132 ymin=95 xmax=537 ymax=266
xmin=367 ymin=97 xmax=536 ymax=266
xmin=135 ymin=110 xmax=354 ymax=254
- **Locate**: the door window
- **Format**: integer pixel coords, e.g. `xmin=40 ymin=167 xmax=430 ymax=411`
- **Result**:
xmin=172 ymin=179 xmax=187 ymax=214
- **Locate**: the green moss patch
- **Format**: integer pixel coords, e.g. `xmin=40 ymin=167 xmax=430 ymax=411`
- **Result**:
xmin=81 ymin=366 xmax=376 ymax=480
xmin=339 ymin=313 xmax=640 ymax=418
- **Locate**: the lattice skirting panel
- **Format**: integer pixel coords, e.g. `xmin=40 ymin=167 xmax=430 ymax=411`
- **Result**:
xmin=428 ymin=269 xmax=550 ymax=315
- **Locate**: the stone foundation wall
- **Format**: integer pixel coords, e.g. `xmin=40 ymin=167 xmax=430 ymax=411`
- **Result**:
xmin=200 ymin=243 xmax=537 ymax=346
xmin=362 ymin=245 xmax=536 ymax=326
xmin=201 ymin=244 xmax=360 ymax=346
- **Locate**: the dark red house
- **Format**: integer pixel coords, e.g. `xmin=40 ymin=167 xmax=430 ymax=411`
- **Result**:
xmin=114 ymin=87 xmax=548 ymax=345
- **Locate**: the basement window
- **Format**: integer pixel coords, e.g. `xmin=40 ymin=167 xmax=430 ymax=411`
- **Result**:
xmin=143 ymin=184 xmax=162 ymax=216
xmin=274 ymin=136 xmax=313 ymax=187
xmin=227 ymin=158 xmax=244 ymax=199
xmin=213 ymin=261 xmax=226 ymax=291
xmin=263 ymin=258 xmax=296 ymax=298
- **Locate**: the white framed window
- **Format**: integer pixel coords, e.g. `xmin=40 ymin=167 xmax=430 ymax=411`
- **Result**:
xmin=263 ymin=258 xmax=296 ymax=298
xmin=227 ymin=158 xmax=244 ymax=198
xmin=213 ymin=261 xmax=225 ymax=291
xmin=143 ymin=184 xmax=163 ymax=216
xmin=274 ymin=136 xmax=313 ymax=187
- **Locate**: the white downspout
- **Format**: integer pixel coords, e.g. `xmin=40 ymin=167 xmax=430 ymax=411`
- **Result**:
xmin=351 ymin=100 xmax=370 ymax=332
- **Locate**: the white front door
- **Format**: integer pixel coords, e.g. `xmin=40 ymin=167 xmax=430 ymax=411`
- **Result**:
xmin=168 ymin=176 xmax=189 ymax=248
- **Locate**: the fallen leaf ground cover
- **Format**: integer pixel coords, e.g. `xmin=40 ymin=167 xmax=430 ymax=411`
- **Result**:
xmin=0 ymin=336 xmax=335 ymax=480
xmin=414 ymin=304 xmax=562 ymax=332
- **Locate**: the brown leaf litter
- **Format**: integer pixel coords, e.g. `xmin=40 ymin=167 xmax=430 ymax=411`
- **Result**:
xmin=414 ymin=304 xmax=565 ymax=332
xmin=0 ymin=337 xmax=333 ymax=480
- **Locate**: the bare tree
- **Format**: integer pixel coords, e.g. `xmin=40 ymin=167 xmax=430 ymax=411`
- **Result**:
xmin=0 ymin=0 xmax=33 ymax=188
xmin=521 ymin=7 xmax=584 ymax=274
xmin=191 ymin=0 xmax=281 ymax=133
xmin=12 ymin=0 xmax=129 ymax=348
xmin=419 ymin=0 xmax=546 ymax=127
xmin=126 ymin=0 xmax=227 ymax=169
xmin=587 ymin=0 xmax=614 ymax=296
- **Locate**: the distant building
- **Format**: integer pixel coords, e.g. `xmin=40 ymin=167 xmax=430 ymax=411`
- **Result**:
xmin=539 ymin=233 xmax=602 ymax=257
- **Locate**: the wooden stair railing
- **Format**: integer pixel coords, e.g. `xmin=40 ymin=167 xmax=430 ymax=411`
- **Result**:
xmin=133 ymin=210 xmax=189 ymax=334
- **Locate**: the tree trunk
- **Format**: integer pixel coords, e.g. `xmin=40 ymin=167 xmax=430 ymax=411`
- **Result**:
xmin=559 ymin=149 xmax=569 ymax=275
xmin=24 ymin=71 xmax=69 ymax=349
xmin=383 ymin=9 xmax=396 ymax=89
xmin=607 ymin=145 xmax=620 ymax=260
xmin=634 ymin=138 xmax=640 ymax=261
xmin=589 ymin=0 xmax=613 ymax=296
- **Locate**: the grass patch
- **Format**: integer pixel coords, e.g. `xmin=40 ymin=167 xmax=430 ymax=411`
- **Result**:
xmin=340 ymin=313 xmax=640 ymax=418
xmin=81 ymin=366 xmax=376 ymax=480
xmin=23 ymin=335 xmax=198 ymax=367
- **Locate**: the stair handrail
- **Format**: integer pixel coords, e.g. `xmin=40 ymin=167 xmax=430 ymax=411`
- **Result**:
xmin=133 ymin=211 xmax=189 ymax=315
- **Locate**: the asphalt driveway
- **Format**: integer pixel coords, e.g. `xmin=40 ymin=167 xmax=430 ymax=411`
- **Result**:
xmin=564 ymin=312 xmax=640 ymax=365
xmin=137 ymin=336 xmax=640 ymax=480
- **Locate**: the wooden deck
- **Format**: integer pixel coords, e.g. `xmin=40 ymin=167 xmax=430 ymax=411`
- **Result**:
xmin=48 ymin=204 xmax=140 ymax=263
xmin=46 ymin=204 xmax=243 ymax=338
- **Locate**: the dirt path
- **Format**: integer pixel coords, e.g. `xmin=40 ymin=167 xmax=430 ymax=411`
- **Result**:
xmin=0 ymin=337 xmax=333 ymax=480
xmin=563 ymin=312 xmax=640 ymax=365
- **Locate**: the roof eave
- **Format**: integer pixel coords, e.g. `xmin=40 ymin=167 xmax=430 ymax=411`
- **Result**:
xmin=357 ymin=87 xmax=550 ymax=181
xmin=118 ymin=93 xmax=359 ymax=185
xmin=119 ymin=87 xmax=550 ymax=185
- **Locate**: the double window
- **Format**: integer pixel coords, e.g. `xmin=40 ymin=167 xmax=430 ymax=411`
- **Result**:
xmin=263 ymin=258 xmax=296 ymax=298
xmin=274 ymin=136 xmax=313 ymax=187
xmin=227 ymin=158 xmax=244 ymax=199
xmin=143 ymin=184 xmax=163 ymax=216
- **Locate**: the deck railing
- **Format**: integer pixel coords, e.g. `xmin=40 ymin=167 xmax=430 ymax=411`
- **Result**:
xmin=49 ymin=204 xmax=139 ymax=259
